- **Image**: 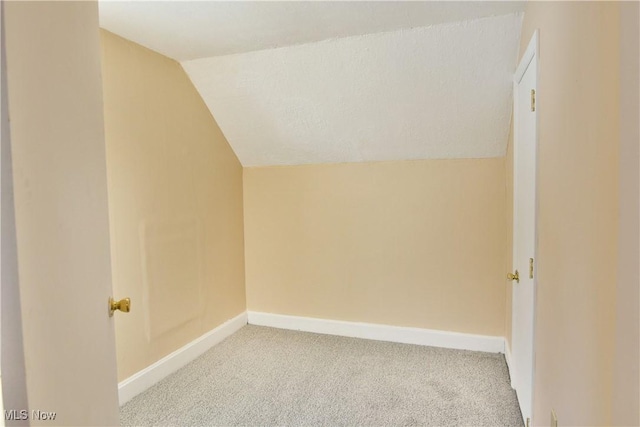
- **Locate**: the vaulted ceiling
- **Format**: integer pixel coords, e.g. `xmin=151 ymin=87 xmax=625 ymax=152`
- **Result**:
xmin=99 ymin=1 xmax=524 ymax=166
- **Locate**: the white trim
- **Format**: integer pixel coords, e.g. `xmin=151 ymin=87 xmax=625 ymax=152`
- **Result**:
xmin=514 ymin=29 xmax=539 ymax=83
xmin=512 ymin=29 xmax=540 ymax=426
xmin=504 ymin=342 xmax=514 ymax=388
xmin=248 ymin=311 xmax=505 ymax=354
xmin=117 ymin=311 xmax=247 ymax=406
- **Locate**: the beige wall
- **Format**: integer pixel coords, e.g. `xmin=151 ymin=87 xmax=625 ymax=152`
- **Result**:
xmin=100 ymin=31 xmax=246 ymax=381
xmin=515 ymin=2 xmax=622 ymax=425
xmin=4 ymin=2 xmax=120 ymax=424
xmin=244 ymin=159 xmax=507 ymax=336
xmin=613 ymin=2 xmax=639 ymax=425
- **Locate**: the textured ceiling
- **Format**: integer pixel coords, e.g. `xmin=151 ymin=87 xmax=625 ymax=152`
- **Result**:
xmin=182 ymin=13 xmax=523 ymax=166
xmin=99 ymin=2 xmax=524 ymax=166
xmin=99 ymin=1 xmax=525 ymax=61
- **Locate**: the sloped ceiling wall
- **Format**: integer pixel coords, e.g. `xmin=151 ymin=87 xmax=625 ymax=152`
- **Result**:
xmin=99 ymin=2 xmax=524 ymax=167
xmin=182 ymin=14 xmax=522 ymax=166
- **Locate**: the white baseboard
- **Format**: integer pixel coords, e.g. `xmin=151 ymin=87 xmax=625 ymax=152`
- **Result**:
xmin=118 ymin=311 xmax=247 ymax=406
xmin=247 ymin=311 xmax=505 ymax=354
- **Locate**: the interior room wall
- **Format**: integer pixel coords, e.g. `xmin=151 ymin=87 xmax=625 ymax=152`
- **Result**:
xmin=244 ymin=158 xmax=507 ymax=337
xmin=100 ymin=31 xmax=246 ymax=381
xmin=516 ymin=2 xmax=622 ymax=425
xmin=3 ymin=2 xmax=120 ymax=423
xmin=613 ymin=2 xmax=639 ymax=425
xmin=0 ymin=3 xmax=28 ymax=421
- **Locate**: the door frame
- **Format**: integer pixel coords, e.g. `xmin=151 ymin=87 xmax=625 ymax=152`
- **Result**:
xmin=512 ymin=29 xmax=540 ymax=425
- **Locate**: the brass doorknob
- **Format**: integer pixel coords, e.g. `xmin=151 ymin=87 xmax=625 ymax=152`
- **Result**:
xmin=507 ymin=270 xmax=520 ymax=283
xmin=109 ymin=297 xmax=131 ymax=317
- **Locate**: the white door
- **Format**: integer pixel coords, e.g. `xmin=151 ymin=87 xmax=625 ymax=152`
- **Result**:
xmin=2 ymin=2 xmax=121 ymax=425
xmin=511 ymin=31 xmax=539 ymax=425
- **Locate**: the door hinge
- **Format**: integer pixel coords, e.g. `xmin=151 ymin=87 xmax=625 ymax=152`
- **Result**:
xmin=526 ymin=417 xmax=531 ymax=427
xmin=531 ymin=89 xmax=536 ymax=112
xmin=529 ymin=258 xmax=534 ymax=279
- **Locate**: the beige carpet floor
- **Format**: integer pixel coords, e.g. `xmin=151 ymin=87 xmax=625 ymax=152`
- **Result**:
xmin=121 ymin=325 xmax=523 ymax=426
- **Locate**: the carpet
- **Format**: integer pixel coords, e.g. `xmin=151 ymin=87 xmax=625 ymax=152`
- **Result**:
xmin=120 ymin=325 xmax=523 ymax=426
